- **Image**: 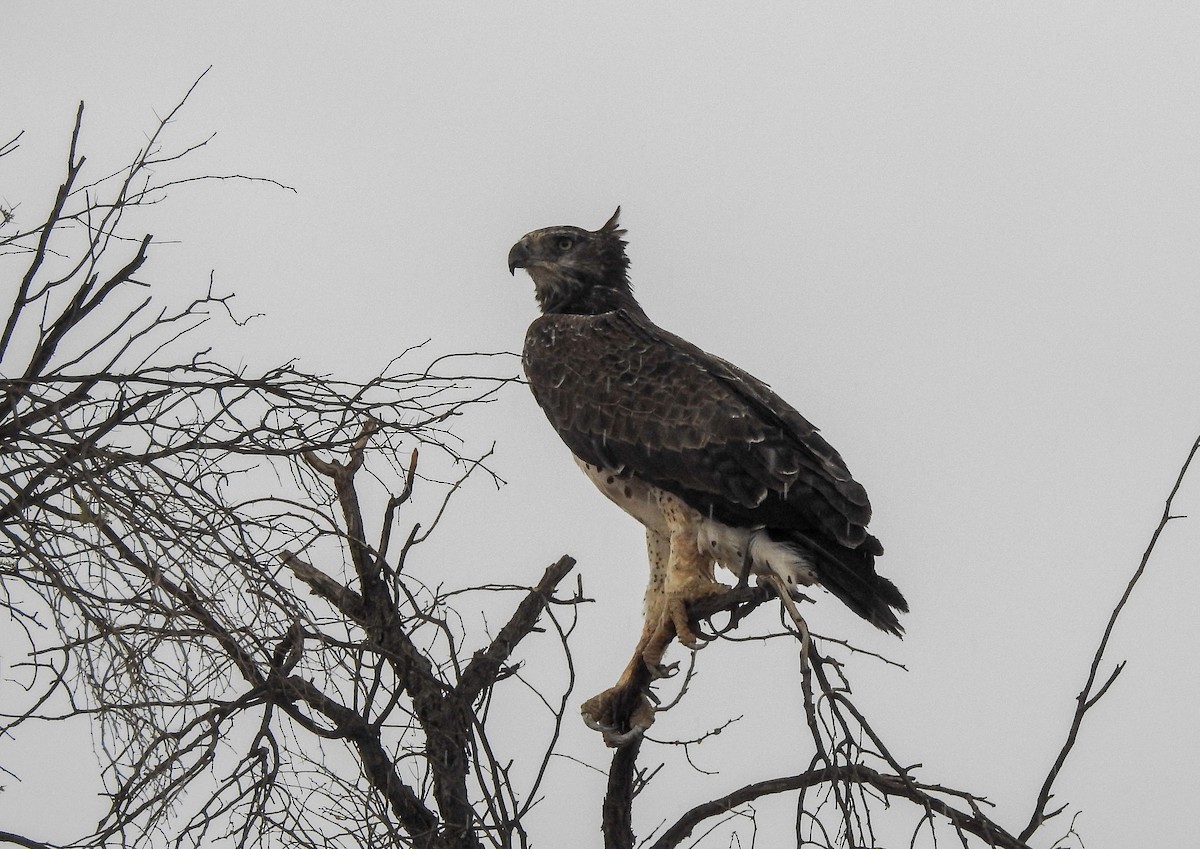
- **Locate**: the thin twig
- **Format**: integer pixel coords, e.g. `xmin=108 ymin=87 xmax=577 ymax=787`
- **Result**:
xmin=1019 ymin=430 xmax=1200 ymax=843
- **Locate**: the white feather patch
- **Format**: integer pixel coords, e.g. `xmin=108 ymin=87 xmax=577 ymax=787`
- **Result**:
xmin=696 ymin=520 xmax=817 ymax=586
xmin=574 ymin=459 xmax=816 ymax=587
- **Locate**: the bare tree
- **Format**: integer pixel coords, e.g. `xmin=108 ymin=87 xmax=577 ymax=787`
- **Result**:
xmin=1 ymin=82 xmax=1188 ymax=849
xmin=0 ymin=79 xmax=586 ymax=849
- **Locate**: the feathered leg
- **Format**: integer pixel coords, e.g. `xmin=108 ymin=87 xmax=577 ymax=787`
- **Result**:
xmin=581 ymin=496 xmax=726 ymax=746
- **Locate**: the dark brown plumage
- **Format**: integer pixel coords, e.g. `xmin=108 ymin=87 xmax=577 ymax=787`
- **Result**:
xmin=510 ymin=209 xmax=906 ymax=635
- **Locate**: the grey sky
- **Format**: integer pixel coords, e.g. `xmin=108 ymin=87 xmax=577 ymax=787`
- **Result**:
xmin=4 ymin=4 xmax=1199 ymax=846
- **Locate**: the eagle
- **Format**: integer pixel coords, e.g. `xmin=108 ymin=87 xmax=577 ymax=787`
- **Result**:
xmin=508 ymin=209 xmax=906 ymax=744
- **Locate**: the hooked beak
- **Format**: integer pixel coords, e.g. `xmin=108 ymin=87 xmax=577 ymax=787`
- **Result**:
xmin=507 ymin=239 xmax=530 ymax=276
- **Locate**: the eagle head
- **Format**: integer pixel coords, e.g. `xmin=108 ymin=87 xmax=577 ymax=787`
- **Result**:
xmin=508 ymin=207 xmax=636 ymax=315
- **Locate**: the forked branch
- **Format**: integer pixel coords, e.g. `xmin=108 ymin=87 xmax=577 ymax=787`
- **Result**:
xmin=1019 ymin=431 xmax=1200 ymax=843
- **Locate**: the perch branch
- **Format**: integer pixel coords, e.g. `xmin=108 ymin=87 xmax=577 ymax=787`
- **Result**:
xmin=650 ymin=765 xmax=1032 ymax=849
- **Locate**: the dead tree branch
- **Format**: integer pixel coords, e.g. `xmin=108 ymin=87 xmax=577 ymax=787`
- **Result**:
xmin=1018 ymin=431 xmax=1200 ymax=843
xmin=1 ymin=83 xmax=578 ymax=849
xmin=4 ymin=78 xmax=1189 ymax=849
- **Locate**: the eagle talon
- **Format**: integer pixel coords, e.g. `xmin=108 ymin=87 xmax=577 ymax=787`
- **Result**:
xmin=645 ymin=659 xmax=679 ymax=680
xmin=582 ymin=714 xmax=611 ymax=733
xmin=603 ymin=725 xmax=646 ymax=747
xmin=582 ymin=714 xmax=644 ymax=746
xmin=581 ymin=686 xmax=655 ymax=748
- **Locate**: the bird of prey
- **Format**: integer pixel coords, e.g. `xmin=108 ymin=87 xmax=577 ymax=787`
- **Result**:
xmin=508 ymin=209 xmax=906 ymax=744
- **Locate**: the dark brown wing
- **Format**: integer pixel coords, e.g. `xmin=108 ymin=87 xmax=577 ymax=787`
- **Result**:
xmin=522 ymin=308 xmax=876 ymax=553
xmin=523 ymin=307 xmax=907 ymax=633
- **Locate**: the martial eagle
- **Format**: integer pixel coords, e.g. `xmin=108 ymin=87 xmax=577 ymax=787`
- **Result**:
xmin=508 ymin=209 xmax=906 ymax=744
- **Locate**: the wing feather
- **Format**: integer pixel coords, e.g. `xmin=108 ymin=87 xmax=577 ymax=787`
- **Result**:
xmin=523 ymin=309 xmax=875 ymax=551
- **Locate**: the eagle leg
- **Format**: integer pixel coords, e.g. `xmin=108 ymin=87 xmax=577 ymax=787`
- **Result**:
xmin=580 ymin=610 xmax=689 ymax=747
xmin=651 ymin=519 xmax=728 ymax=651
xmin=580 ymin=519 xmax=726 ymax=746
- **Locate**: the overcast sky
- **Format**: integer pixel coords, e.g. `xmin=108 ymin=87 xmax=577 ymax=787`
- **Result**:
xmin=5 ymin=4 xmax=1200 ymax=846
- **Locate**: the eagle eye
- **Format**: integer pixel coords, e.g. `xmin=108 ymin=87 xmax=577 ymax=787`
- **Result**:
xmin=555 ymin=236 xmax=575 ymax=252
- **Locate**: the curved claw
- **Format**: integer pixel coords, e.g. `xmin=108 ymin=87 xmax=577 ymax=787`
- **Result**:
xmin=583 ymin=714 xmax=614 ymax=733
xmin=695 ymin=619 xmax=733 ymax=640
xmin=582 ymin=710 xmax=651 ymax=747
xmin=581 ymin=686 xmax=656 ymax=747
xmin=644 ymin=658 xmax=680 ymax=679
xmin=603 ymin=725 xmax=646 ymax=747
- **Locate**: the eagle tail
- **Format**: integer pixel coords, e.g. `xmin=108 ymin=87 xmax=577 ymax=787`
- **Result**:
xmin=784 ymin=532 xmax=908 ymax=637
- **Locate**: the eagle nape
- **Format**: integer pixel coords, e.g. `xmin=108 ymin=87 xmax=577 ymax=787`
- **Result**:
xmin=509 ymin=208 xmax=907 ymax=745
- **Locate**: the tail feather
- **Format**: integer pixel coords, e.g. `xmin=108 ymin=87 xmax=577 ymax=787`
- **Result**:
xmin=784 ymin=530 xmax=908 ymax=637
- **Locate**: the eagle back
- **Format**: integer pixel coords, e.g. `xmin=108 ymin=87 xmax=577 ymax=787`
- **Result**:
xmin=521 ymin=308 xmax=875 ymax=551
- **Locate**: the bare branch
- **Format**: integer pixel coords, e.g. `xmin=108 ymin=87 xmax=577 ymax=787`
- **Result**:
xmin=650 ymin=765 xmax=1031 ymax=849
xmin=0 ymin=130 xmax=22 ymax=158
xmin=1019 ymin=431 xmax=1200 ymax=843
xmin=0 ymin=832 xmax=57 ymax=849
xmin=4 ymin=75 xmax=1170 ymax=849
xmin=455 ymin=555 xmax=576 ymax=704
xmin=0 ymin=102 xmax=85 ymax=360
